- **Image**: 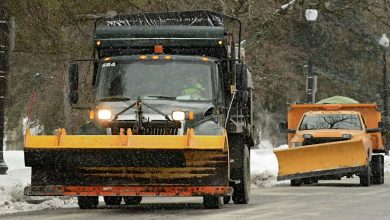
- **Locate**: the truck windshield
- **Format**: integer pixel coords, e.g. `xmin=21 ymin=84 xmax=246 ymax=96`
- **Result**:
xmin=299 ymin=114 xmax=362 ymax=130
xmin=96 ymin=60 xmax=214 ymax=101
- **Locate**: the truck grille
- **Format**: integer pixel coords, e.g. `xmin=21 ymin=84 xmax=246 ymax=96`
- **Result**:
xmin=109 ymin=120 xmax=181 ymax=135
xmin=303 ymin=137 xmax=345 ymax=146
xmin=142 ymin=127 xmax=179 ymax=135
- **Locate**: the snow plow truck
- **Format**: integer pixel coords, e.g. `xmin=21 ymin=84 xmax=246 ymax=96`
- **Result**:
xmin=24 ymin=10 xmax=256 ymax=209
xmin=275 ymin=97 xmax=386 ymax=186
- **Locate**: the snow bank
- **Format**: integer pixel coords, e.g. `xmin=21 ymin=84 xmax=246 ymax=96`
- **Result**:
xmin=250 ymin=148 xmax=278 ymax=187
xmin=0 ymin=151 xmax=77 ymax=215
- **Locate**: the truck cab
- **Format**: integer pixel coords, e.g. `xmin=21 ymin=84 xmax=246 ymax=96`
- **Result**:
xmin=92 ymin=55 xmax=225 ymax=136
xmin=69 ymin=11 xmax=256 ymax=145
xmin=291 ymin=111 xmax=373 ymax=151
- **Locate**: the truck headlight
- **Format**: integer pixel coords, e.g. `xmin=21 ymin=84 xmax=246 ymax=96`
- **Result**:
xmin=98 ymin=109 xmax=112 ymax=120
xmin=292 ymin=142 xmax=303 ymax=147
xmin=172 ymin=111 xmax=185 ymax=121
xmin=303 ymin=134 xmax=313 ymax=139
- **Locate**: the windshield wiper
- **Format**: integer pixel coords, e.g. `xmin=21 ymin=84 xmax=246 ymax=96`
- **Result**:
xmin=142 ymin=95 xmax=176 ymax=100
xmin=99 ymin=96 xmax=131 ymax=102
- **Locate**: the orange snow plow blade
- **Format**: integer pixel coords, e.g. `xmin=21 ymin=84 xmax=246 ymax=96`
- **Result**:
xmin=274 ymin=139 xmax=368 ymax=181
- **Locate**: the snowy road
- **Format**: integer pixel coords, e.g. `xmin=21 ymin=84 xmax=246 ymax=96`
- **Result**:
xmin=2 ymin=174 xmax=390 ymax=220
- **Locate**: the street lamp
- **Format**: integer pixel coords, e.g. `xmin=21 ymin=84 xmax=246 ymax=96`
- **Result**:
xmin=305 ymin=9 xmax=318 ymax=21
xmin=379 ymin=33 xmax=389 ymax=155
xmin=305 ymin=9 xmax=318 ymax=103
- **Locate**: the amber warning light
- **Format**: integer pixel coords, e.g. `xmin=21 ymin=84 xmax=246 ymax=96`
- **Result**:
xmin=154 ymin=45 xmax=164 ymax=54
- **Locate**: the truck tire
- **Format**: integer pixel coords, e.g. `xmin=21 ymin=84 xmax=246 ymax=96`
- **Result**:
xmin=223 ymin=196 xmax=231 ymax=204
xmin=123 ymin=196 xmax=142 ymax=205
xmin=381 ymin=155 xmax=384 ymax=184
xmin=78 ymin=196 xmax=98 ymax=209
xmin=203 ymin=196 xmax=223 ymax=209
xmin=371 ymin=155 xmax=384 ymax=185
xmin=359 ymin=165 xmax=371 ymax=187
xmin=290 ymin=179 xmax=303 ymax=186
xmin=229 ymin=135 xmax=250 ymax=204
xmin=303 ymin=178 xmax=318 ymax=185
xmin=104 ymin=196 xmax=122 ymax=205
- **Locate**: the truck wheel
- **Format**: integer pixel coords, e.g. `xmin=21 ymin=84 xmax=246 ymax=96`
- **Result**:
xmin=223 ymin=196 xmax=231 ymax=204
xmin=371 ymin=155 xmax=384 ymax=185
xmin=359 ymin=165 xmax=371 ymax=187
xmin=381 ymin=155 xmax=385 ymax=184
xmin=103 ymin=196 xmax=122 ymax=205
xmin=123 ymin=196 xmax=142 ymax=205
xmin=304 ymin=178 xmax=318 ymax=184
xmin=232 ymin=144 xmax=250 ymax=204
xmin=291 ymin=179 xmax=303 ymax=186
xmin=203 ymin=196 xmax=223 ymax=209
xmin=78 ymin=196 xmax=98 ymax=209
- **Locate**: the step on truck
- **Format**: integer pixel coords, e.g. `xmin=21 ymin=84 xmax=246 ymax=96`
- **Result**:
xmin=275 ymin=101 xmax=385 ymax=186
xmin=24 ymin=10 xmax=256 ymax=209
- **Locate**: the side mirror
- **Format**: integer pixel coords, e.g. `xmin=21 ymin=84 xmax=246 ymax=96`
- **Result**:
xmin=378 ymin=121 xmax=387 ymax=132
xmin=279 ymin=122 xmax=296 ymax=134
xmin=92 ymin=61 xmax=98 ymax=86
xmin=242 ymin=69 xmax=254 ymax=90
xmin=235 ymin=63 xmax=254 ymax=91
xmin=69 ymin=63 xmax=79 ymax=104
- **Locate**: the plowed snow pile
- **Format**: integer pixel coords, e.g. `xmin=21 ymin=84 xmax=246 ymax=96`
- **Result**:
xmin=250 ymin=143 xmax=289 ymax=187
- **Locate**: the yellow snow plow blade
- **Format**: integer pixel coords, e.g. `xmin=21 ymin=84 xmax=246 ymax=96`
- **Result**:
xmin=24 ymin=128 xmax=230 ymax=188
xmin=274 ymin=139 xmax=368 ymax=181
xmin=25 ymin=128 xmax=228 ymax=151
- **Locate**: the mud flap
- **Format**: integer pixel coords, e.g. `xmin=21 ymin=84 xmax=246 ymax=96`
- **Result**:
xmin=274 ymin=139 xmax=368 ymax=181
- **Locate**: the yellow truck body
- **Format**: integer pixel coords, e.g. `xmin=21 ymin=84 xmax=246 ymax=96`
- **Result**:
xmin=274 ymin=104 xmax=385 ymax=185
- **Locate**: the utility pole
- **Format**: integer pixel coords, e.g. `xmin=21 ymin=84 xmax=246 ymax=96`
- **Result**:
xmin=0 ymin=0 xmax=9 ymax=174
